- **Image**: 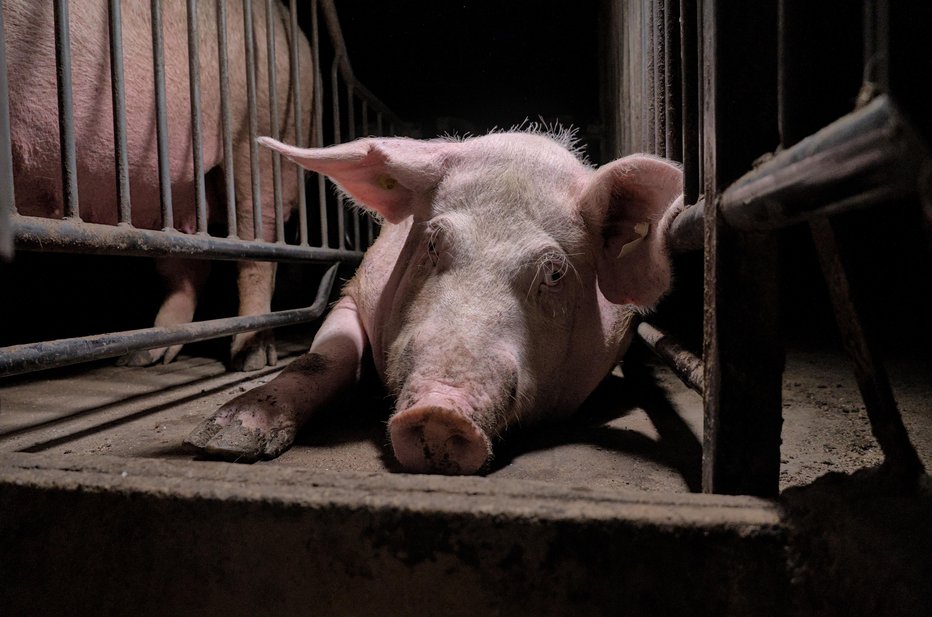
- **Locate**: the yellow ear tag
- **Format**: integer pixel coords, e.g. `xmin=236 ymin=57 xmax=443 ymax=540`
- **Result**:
xmin=377 ymin=175 xmax=398 ymax=190
xmin=616 ymin=222 xmax=651 ymax=259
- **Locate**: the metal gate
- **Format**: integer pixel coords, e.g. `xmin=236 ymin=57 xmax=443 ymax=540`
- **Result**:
xmin=608 ymin=0 xmax=929 ymax=495
xmin=0 ymin=0 xmax=403 ymax=377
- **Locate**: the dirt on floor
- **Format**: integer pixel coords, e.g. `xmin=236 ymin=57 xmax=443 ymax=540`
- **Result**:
xmin=1 ymin=336 xmax=928 ymax=494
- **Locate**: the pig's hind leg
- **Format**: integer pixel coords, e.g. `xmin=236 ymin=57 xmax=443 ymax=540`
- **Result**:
xmin=184 ymin=295 xmax=368 ymax=461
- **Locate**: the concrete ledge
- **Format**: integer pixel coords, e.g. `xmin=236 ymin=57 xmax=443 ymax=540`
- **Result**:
xmin=0 ymin=452 xmax=789 ymax=616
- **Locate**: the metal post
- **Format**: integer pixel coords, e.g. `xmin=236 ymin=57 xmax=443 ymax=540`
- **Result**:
xmin=150 ymin=0 xmax=173 ymax=230
xmin=186 ymin=0 xmax=207 ymax=234
xmin=242 ymin=0 xmax=262 ymax=240
xmin=700 ymin=0 xmax=783 ymax=497
xmin=290 ymin=0 xmax=308 ymax=246
xmin=679 ymin=0 xmax=700 ymax=206
xmin=310 ymin=0 xmax=328 ymax=247
xmin=107 ymin=0 xmax=132 ymax=226
xmin=331 ymin=56 xmax=345 ymax=249
xmin=216 ymin=0 xmax=237 ymax=238
xmin=53 ymin=0 xmax=80 ymax=220
xmin=0 ymin=5 xmax=15 ymax=260
xmin=266 ymin=0 xmax=284 ymax=243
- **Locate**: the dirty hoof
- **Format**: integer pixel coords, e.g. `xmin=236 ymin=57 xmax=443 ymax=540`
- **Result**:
xmin=117 ymin=344 xmax=184 ymax=367
xmin=389 ymin=406 xmax=492 ymax=475
xmin=184 ymin=408 xmax=296 ymax=462
xmin=230 ymin=332 xmax=277 ymax=372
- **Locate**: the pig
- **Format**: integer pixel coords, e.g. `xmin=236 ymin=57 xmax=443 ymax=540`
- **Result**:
xmin=185 ymin=129 xmax=684 ymax=474
xmin=3 ymin=0 xmax=312 ymax=370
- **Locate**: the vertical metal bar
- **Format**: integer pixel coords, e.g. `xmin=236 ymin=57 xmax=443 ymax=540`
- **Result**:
xmin=361 ymin=99 xmax=369 ymax=137
xmin=680 ymin=0 xmax=699 ymax=204
xmin=809 ymin=219 xmax=925 ymax=477
xmin=0 ymin=5 xmax=14 ymax=259
xmin=361 ymin=100 xmax=374 ymax=247
xmin=310 ymin=0 xmax=328 ymax=247
xmin=216 ymin=0 xmax=237 ymax=238
xmin=107 ymin=0 xmax=132 ymax=225
xmin=331 ymin=56 xmax=345 ymax=249
xmin=266 ymin=0 xmax=284 ymax=243
xmin=642 ymin=1 xmax=655 ymax=152
xmin=53 ymin=0 xmax=80 ymax=220
xmin=376 ymin=112 xmax=383 ymax=136
xmin=664 ymin=0 xmax=682 ymax=163
xmin=701 ymin=0 xmax=782 ymax=497
xmin=653 ymin=0 xmax=666 ymax=157
xmin=347 ymin=84 xmax=360 ymax=250
xmin=243 ymin=0 xmax=262 ymax=240
xmin=186 ymin=0 xmax=207 ymax=234
xmin=150 ymin=0 xmax=173 ymax=230
xmin=290 ymin=0 xmax=308 ymax=246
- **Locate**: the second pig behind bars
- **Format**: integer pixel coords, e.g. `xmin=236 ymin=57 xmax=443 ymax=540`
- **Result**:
xmin=3 ymin=0 xmax=313 ymax=370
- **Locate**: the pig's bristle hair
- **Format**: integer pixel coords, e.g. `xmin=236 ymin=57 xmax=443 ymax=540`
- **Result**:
xmin=436 ymin=119 xmax=589 ymax=165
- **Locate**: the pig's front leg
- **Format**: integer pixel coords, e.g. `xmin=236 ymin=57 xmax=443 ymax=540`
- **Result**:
xmin=119 ymin=258 xmax=210 ymax=366
xmin=230 ymin=260 xmax=277 ymax=371
xmin=184 ymin=295 xmax=368 ymax=461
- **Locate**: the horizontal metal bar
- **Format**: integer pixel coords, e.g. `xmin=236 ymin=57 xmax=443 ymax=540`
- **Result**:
xmin=0 ymin=265 xmax=338 ymax=379
xmin=665 ymin=96 xmax=929 ymax=252
xmin=636 ymin=321 xmax=704 ymax=394
xmin=721 ymin=95 xmax=928 ymax=230
xmin=11 ymin=215 xmax=363 ymax=263
xmin=666 ymin=198 xmax=705 ymax=253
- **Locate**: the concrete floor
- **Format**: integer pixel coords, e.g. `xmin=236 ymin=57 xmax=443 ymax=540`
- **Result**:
xmin=2 ymin=337 xmax=928 ymax=493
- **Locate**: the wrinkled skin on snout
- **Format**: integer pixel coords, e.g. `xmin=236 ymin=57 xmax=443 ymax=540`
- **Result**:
xmin=186 ymin=131 xmax=683 ymax=473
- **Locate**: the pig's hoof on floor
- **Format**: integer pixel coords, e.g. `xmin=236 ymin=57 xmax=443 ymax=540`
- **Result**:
xmin=183 ymin=418 xmax=294 ymax=462
xmin=117 ymin=347 xmax=167 ymax=367
xmin=389 ymin=406 xmax=492 ymax=475
xmin=230 ymin=333 xmax=278 ymax=372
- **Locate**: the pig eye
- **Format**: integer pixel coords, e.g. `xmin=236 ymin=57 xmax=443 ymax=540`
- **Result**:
xmin=427 ymin=235 xmax=440 ymax=266
xmin=540 ymin=254 xmax=568 ymax=290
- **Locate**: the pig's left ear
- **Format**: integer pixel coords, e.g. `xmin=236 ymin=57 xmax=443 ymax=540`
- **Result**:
xmin=580 ymin=155 xmax=683 ymax=307
xmin=258 ymin=136 xmax=451 ymax=223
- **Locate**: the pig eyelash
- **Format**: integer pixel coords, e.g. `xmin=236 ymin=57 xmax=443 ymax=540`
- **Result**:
xmin=426 ymin=226 xmax=443 ymax=266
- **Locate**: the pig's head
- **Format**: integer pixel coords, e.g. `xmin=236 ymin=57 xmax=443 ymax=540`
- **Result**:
xmin=259 ymin=131 xmax=682 ymax=474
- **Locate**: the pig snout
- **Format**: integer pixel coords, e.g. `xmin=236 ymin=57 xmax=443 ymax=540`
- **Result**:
xmin=389 ymin=403 xmax=491 ymax=475
xmin=388 ymin=370 xmax=518 ymax=475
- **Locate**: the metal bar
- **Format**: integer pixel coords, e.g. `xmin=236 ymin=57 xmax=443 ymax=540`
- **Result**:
xmin=642 ymin=1 xmax=654 ymax=152
xmin=290 ymin=0 xmax=308 ymax=246
xmin=310 ymin=0 xmax=328 ymax=247
xmin=216 ymin=0 xmax=237 ymax=238
xmin=637 ymin=322 xmax=704 ymax=394
xmin=664 ymin=0 xmax=682 ymax=163
xmin=720 ymin=95 xmax=927 ymax=231
xmin=242 ymin=0 xmax=262 ymax=240
xmin=107 ymin=0 xmax=132 ymax=226
xmin=809 ymin=219 xmax=925 ymax=478
xmin=150 ymin=0 xmax=173 ymax=230
xmin=653 ymin=0 xmax=666 ymax=156
xmin=332 ymin=56 xmax=345 ymax=249
xmin=701 ymin=0 xmax=783 ymax=497
xmin=0 ymin=265 xmax=339 ymax=379
xmin=11 ymin=215 xmax=364 ymax=264
xmin=666 ymin=198 xmax=705 ymax=253
xmin=53 ymin=0 xmax=80 ymax=220
xmin=664 ymin=97 xmax=928 ymax=253
xmin=265 ymin=0 xmax=284 ymax=244
xmin=347 ymin=84 xmax=360 ymax=249
xmin=186 ymin=0 xmax=207 ymax=234
xmin=0 ymin=5 xmax=15 ymax=259
xmin=679 ymin=0 xmax=700 ymax=205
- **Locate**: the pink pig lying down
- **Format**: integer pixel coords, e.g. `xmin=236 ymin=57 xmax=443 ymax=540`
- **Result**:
xmin=185 ymin=130 xmax=684 ymax=474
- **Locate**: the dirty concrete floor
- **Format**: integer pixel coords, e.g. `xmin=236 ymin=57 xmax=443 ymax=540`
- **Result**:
xmin=0 ymin=339 xmax=929 ymax=493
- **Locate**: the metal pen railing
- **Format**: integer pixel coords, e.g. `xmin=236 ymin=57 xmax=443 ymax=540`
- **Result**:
xmin=0 ymin=0 xmax=405 ymax=377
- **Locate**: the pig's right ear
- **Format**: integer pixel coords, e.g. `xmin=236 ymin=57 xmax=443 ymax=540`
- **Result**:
xmin=258 ymin=137 xmax=450 ymax=223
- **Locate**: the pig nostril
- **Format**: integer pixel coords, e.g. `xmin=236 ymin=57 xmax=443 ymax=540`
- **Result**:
xmin=388 ymin=406 xmax=492 ymax=475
